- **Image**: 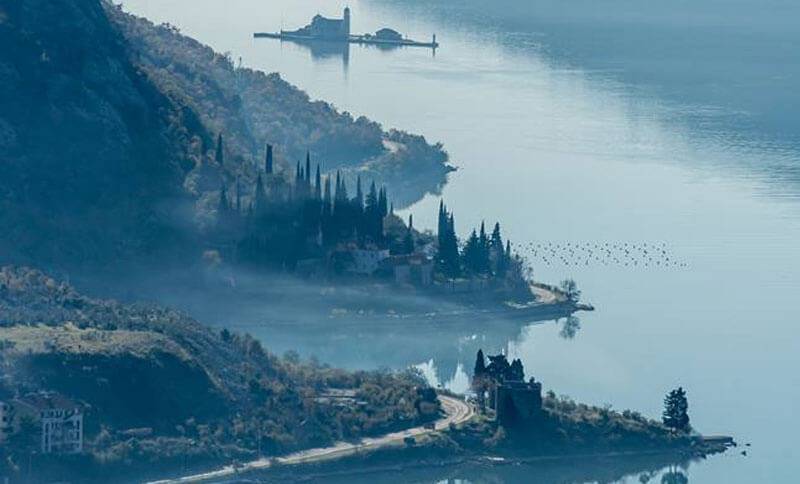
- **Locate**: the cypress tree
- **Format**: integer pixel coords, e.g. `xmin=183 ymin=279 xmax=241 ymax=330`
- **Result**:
xmin=443 ymin=213 xmax=461 ymax=277
xmin=403 ymin=214 xmax=415 ymax=254
xmin=437 ymin=200 xmax=447 ymax=250
xmin=305 ymin=151 xmax=311 ymax=189
xmin=315 ymin=165 xmax=322 ymax=200
xmin=474 ymin=349 xmax=486 ymax=377
xmin=378 ymin=187 xmax=388 ymax=218
xmin=462 ymin=229 xmax=480 ymax=273
xmin=265 ymin=144 xmax=273 ymax=174
xmin=478 ymin=221 xmax=490 ymax=274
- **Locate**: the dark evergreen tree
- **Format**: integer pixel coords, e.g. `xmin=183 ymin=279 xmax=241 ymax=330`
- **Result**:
xmin=437 ymin=200 xmax=447 ymax=249
xmin=305 ymin=151 xmax=311 ymax=192
xmin=478 ymin=221 xmax=490 ymax=274
xmin=403 ymin=214 xmax=415 ymax=254
xmin=265 ymin=143 xmax=273 ymax=174
xmin=474 ymin=349 xmax=486 ymax=377
xmin=662 ymin=387 xmax=690 ymax=432
xmin=378 ymin=187 xmax=388 ymax=218
xmin=315 ymin=165 xmax=322 ymax=200
xmin=438 ymin=212 xmax=461 ymax=278
xmin=462 ymin=229 xmax=480 ymax=273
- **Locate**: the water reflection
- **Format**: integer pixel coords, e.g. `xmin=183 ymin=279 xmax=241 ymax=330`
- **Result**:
xmin=558 ymin=315 xmax=581 ymax=340
xmin=277 ymin=38 xmax=351 ymax=72
xmin=249 ymin=453 xmax=697 ymax=484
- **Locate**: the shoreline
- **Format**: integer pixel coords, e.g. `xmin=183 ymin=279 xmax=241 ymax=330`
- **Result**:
xmin=199 ymin=435 xmax=733 ymax=483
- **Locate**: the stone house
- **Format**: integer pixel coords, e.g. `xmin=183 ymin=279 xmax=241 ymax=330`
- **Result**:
xmin=12 ymin=392 xmax=84 ymax=454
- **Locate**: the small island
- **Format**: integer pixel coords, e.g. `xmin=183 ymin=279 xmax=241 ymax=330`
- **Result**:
xmin=254 ymin=8 xmax=439 ymax=49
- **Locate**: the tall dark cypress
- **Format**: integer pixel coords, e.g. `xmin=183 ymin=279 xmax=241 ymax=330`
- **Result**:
xmin=474 ymin=349 xmax=486 ymax=377
xmin=378 ymin=187 xmax=388 ymax=218
xmin=403 ymin=214 xmax=415 ymax=254
xmin=265 ymin=144 xmax=273 ymax=174
xmin=437 ymin=200 xmax=447 ymax=250
xmin=315 ymin=165 xmax=322 ymax=200
xmin=478 ymin=221 xmax=490 ymax=274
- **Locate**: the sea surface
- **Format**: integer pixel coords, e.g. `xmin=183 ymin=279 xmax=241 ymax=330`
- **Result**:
xmin=123 ymin=1 xmax=800 ymax=482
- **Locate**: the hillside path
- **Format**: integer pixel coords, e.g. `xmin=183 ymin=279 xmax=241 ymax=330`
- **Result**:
xmin=147 ymin=394 xmax=473 ymax=483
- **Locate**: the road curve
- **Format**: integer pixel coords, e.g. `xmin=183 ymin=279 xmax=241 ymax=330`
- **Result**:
xmin=146 ymin=394 xmax=473 ymax=484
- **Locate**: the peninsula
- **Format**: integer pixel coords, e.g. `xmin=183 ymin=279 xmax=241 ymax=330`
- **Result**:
xmin=254 ymin=8 xmax=439 ymax=49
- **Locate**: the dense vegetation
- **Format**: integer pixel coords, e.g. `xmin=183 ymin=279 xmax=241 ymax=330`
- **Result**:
xmin=105 ymin=1 xmax=452 ymax=220
xmin=0 ymin=0 xmax=450 ymax=272
xmin=0 ymin=267 xmax=440 ymax=481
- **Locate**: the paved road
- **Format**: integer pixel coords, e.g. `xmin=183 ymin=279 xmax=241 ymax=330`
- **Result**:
xmin=147 ymin=395 xmax=473 ymax=484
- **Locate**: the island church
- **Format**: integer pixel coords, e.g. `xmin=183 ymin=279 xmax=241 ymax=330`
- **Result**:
xmin=285 ymin=7 xmax=351 ymax=40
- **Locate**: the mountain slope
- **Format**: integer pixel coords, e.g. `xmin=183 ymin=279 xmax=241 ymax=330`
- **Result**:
xmin=0 ymin=0 xmax=450 ymax=270
xmin=0 ymin=0 xmax=200 ymax=265
xmin=0 ymin=266 xmax=440 ymax=480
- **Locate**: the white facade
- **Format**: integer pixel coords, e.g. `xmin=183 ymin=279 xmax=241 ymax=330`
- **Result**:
xmin=13 ymin=394 xmax=83 ymax=454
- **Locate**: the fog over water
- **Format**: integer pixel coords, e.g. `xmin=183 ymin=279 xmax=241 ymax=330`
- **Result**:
xmin=123 ymin=1 xmax=799 ymax=482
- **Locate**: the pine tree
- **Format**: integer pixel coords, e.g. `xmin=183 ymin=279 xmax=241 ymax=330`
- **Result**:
xmin=662 ymin=387 xmax=690 ymax=432
xmin=215 ymin=134 xmax=224 ymax=166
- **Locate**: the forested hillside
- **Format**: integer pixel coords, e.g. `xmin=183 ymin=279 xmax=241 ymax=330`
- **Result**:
xmin=0 ymin=266 xmax=440 ymax=480
xmin=0 ymin=0 xmax=450 ymax=270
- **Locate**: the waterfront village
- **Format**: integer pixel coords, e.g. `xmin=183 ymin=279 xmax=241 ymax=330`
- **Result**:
xmin=210 ymin=137 xmax=552 ymax=305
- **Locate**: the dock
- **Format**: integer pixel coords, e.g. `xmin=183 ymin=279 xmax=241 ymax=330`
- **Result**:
xmin=254 ymin=32 xmax=439 ymax=49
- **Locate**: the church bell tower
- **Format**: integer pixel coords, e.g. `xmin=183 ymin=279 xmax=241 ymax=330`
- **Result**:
xmin=342 ymin=7 xmax=351 ymax=38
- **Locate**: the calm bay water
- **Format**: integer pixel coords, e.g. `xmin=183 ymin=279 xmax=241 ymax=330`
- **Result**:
xmin=123 ymin=1 xmax=799 ymax=482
